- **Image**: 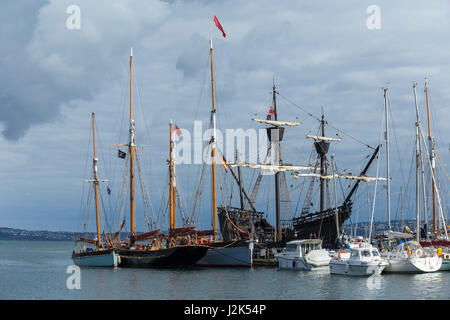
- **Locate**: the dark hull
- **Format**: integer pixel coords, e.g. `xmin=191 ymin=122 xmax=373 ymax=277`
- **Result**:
xmin=196 ymin=239 xmax=253 ymax=267
xmin=218 ymin=202 xmax=352 ymax=248
xmin=117 ymin=245 xmax=208 ymax=268
xmin=290 ymin=203 xmax=351 ymax=247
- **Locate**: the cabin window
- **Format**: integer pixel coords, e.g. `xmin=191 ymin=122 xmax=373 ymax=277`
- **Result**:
xmin=351 ymin=250 xmax=359 ymax=257
xmin=286 ymin=244 xmax=297 ymax=252
xmin=361 ymin=250 xmax=371 ymax=257
xmin=372 ymin=250 xmax=379 ymax=257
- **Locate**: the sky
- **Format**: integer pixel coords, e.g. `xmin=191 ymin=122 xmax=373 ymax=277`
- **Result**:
xmin=0 ymin=0 xmax=449 ymax=233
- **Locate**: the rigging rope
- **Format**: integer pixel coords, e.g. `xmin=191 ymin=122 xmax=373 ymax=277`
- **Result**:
xmin=277 ymin=92 xmax=375 ymax=149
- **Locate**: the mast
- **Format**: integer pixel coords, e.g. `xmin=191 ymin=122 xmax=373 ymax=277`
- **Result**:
xmin=413 ymin=83 xmax=421 ymax=241
xmin=236 ymin=151 xmax=244 ymax=211
xmin=92 ymin=112 xmax=102 ymax=249
xmin=419 ymin=132 xmax=429 ymax=233
xmin=273 ymin=83 xmax=282 ymax=242
xmin=331 ymin=155 xmax=340 ymax=242
xmin=209 ymin=39 xmax=218 ymax=241
xmin=169 ymin=121 xmax=176 ymax=230
xmin=318 ymin=114 xmax=328 ymax=213
xmin=383 ymin=88 xmax=391 ymax=231
xmin=344 ymin=144 xmax=381 ymax=204
xmin=424 ymin=78 xmax=437 ymax=233
xmin=129 ymin=48 xmax=136 ymax=244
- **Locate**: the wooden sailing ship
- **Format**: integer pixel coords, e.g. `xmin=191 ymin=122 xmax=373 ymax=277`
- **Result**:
xmin=114 ymin=49 xmax=208 ymax=268
xmin=218 ymin=85 xmax=383 ymax=251
xmin=72 ymin=112 xmax=119 ymax=267
xmin=194 ymin=39 xmax=254 ymax=267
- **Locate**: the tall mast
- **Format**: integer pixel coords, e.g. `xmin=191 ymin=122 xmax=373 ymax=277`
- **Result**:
xmin=419 ymin=132 xmax=429 ymax=232
xmin=129 ymin=48 xmax=136 ymax=243
xmin=169 ymin=122 xmax=174 ymax=230
xmin=209 ymin=39 xmax=218 ymax=241
xmin=273 ymin=83 xmax=282 ymax=243
xmin=169 ymin=121 xmax=176 ymax=230
xmin=424 ymin=78 xmax=437 ymax=233
xmin=92 ymin=112 xmax=102 ymax=249
xmin=413 ymin=83 xmax=421 ymax=241
xmin=319 ymin=114 xmax=326 ymax=213
xmin=383 ymin=88 xmax=391 ymax=231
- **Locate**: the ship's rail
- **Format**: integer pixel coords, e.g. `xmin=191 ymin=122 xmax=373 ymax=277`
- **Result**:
xmin=287 ymin=202 xmax=352 ymax=227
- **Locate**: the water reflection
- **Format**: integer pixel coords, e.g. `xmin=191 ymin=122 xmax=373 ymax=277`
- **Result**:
xmin=1 ymin=241 xmax=450 ymax=300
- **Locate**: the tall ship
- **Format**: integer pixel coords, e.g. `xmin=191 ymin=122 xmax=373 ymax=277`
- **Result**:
xmin=193 ymin=38 xmax=254 ymax=267
xmin=113 ymin=49 xmax=208 ymax=267
xmin=218 ymin=84 xmax=384 ymax=254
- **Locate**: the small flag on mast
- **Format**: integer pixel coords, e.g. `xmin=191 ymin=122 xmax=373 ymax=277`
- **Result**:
xmin=118 ymin=150 xmax=126 ymax=159
xmin=267 ymin=106 xmax=275 ymax=120
xmin=221 ymin=155 xmax=228 ymax=172
xmin=213 ymin=16 xmax=226 ymax=38
xmin=174 ymin=125 xmax=182 ymax=136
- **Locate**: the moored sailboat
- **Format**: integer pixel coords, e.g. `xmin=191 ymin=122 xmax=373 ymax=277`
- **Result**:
xmin=195 ymin=38 xmax=254 ymax=268
xmin=114 ymin=49 xmax=208 ymax=268
xmin=72 ymin=112 xmax=119 ymax=267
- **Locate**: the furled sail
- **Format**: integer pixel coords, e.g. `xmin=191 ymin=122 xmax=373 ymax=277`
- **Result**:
xmin=229 ymin=163 xmax=315 ymax=172
xmin=306 ymin=134 xmax=342 ymax=142
xmin=292 ymin=172 xmax=388 ymax=182
xmin=252 ymin=118 xmax=301 ymax=127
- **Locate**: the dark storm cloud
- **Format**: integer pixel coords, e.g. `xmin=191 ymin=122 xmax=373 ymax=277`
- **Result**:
xmin=0 ymin=0 xmax=169 ymax=140
xmin=0 ymin=0 xmax=449 ymax=230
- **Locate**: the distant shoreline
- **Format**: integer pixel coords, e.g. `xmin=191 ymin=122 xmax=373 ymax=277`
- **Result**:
xmin=0 ymin=219 xmax=416 ymax=241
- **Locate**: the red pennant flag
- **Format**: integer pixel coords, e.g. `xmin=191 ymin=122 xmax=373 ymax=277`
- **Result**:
xmin=268 ymin=106 xmax=275 ymax=115
xmin=213 ymin=16 xmax=226 ymax=38
xmin=174 ymin=125 xmax=182 ymax=136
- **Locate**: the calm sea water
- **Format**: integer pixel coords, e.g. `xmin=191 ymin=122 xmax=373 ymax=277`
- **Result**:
xmin=0 ymin=241 xmax=449 ymax=300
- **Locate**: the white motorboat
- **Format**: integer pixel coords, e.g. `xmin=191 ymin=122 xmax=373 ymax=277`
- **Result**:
xmin=330 ymin=247 xmax=388 ymax=276
xmin=275 ymin=239 xmax=330 ymax=270
xmin=331 ymin=237 xmax=373 ymax=260
xmin=382 ymin=241 xmax=442 ymax=273
xmin=439 ymin=251 xmax=450 ymax=271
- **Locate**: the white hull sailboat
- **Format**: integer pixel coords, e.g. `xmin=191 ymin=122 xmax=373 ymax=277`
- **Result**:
xmin=73 ymin=249 xmax=119 ymax=268
xmin=72 ymin=113 xmax=118 ymax=267
xmin=382 ymin=241 xmax=442 ymax=273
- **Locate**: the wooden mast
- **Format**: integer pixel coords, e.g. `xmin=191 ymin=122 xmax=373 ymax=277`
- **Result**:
xmin=424 ymin=78 xmax=437 ymax=233
xmin=129 ymin=48 xmax=136 ymax=244
xmin=169 ymin=121 xmax=176 ymax=230
xmin=92 ymin=112 xmax=102 ymax=249
xmin=272 ymin=84 xmax=282 ymax=243
xmin=209 ymin=39 xmax=218 ymax=241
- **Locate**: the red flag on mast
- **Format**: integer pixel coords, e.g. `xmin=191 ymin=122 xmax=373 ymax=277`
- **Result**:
xmin=174 ymin=124 xmax=182 ymax=136
xmin=213 ymin=16 xmax=226 ymax=38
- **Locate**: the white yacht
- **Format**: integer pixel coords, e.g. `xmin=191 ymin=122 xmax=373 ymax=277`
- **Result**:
xmin=381 ymin=241 xmax=442 ymax=273
xmin=330 ymin=247 xmax=388 ymax=276
xmin=275 ymin=239 xmax=331 ymax=270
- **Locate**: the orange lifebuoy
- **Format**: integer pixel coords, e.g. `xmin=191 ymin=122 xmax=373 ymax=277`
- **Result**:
xmin=338 ymin=250 xmax=347 ymax=259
